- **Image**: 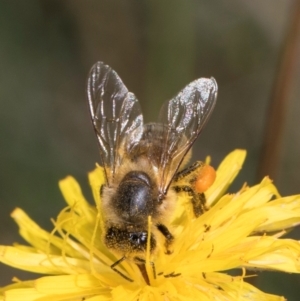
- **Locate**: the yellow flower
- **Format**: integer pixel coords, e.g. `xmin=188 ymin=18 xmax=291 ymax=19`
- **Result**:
xmin=1 ymin=150 xmax=300 ymax=301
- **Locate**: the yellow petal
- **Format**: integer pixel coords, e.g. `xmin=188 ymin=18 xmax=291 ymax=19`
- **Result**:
xmin=244 ymin=237 xmax=300 ymax=273
xmin=11 ymin=208 xmax=83 ymax=259
xmin=11 ymin=208 xmax=60 ymax=254
xmin=254 ymin=195 xmax=300 ymax=232
xmin=35 ymin=274 xmax=104 ymax=294
xmin=59 ymin=176 xmax=95 ymax=223
xmin=4 ymin=287 xmax=46 ymax=301
xmin=88 ymin=166 xmax=106 ymax=209
xmin=206 ymin=149 xmax=246 ymax=206
xmin=0 ymin=280 xmax=34 ymax=295
xmin=0 ymin=246 xmax=99 ymax=274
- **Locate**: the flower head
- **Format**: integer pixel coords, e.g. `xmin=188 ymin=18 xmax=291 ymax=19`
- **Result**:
xmin=1 ymin=150 xmax=300 ymax=301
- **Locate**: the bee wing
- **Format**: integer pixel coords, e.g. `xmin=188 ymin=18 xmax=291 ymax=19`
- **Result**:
xmin=157 ymin=77 xmax=218 ymax=194
xmin=87 ymin=62 xmax=143 ymax=185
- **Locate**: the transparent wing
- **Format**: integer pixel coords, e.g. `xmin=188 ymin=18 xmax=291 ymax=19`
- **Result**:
xmin=87 ymin=61 xmax=143 ymax=185
xmin=156 ymin=77 xmax=218 ymax=195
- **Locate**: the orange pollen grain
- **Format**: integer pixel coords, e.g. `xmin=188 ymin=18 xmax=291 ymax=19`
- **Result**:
xmin=195 ymin=165 xmax=216 ymax=193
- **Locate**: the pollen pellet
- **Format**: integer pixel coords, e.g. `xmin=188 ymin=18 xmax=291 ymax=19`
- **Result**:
xmin=195 ymin=165 xmax=216 ymax=193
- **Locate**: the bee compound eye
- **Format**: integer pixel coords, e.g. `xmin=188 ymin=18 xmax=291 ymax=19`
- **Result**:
xmin=129 ymin=233 xmax=138 ymax=242
xmin=141 ymin=232 xmax=147 ymax=242
xmin=129 ymin=232 xmax=148 ymax=245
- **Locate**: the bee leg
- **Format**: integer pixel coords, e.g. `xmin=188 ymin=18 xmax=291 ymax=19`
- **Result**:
xmin=156 ymin=224 xmax=174 ymax=254
xmin=134 ymin=257 xmax=156 ymax=284
xmin=197 ymin=192 xmax=207 ymax=214
xmin=173 ymin=161 xmax=203 ymax=181
xmin=111 ymin=256 xmax=133 ymax=282
xmin=173 ymin=185 xmax=207 ymax=217
xmin=100 ymin=184 xmax=104 ymax=197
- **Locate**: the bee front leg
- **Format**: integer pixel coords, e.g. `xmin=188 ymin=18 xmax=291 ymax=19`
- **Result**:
xmin=173 ymin=185 xmax=207 ymax=217
xmin=156 ymin=224 xmax=174 ymax=254
xmin=111 ymin=256 xmax=133 ymax=282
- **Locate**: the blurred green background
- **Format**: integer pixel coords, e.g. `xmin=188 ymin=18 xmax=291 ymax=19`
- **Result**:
xmin=1 ymin=0 xmax=300 ymax=299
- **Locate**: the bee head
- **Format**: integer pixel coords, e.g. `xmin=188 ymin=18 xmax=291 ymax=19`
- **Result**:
xmin=105 ymin=226 xmax=156 ymax=254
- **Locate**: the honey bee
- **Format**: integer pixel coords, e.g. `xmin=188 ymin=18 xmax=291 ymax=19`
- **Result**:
xmin=87 ymin=62 xmax=218 ymax=282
